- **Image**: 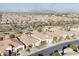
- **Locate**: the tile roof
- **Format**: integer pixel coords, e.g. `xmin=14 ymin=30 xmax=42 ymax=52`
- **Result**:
xmin=18 ymin=33 xmax=39 ymax=46
xmin=0 ymin=37 xmax=23 ymax=53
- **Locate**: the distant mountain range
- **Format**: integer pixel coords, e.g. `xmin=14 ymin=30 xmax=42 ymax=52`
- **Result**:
xmin=0 ymin=3 xmax=79 ymax=12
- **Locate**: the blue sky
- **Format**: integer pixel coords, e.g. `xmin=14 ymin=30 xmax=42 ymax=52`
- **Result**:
xmin=0 ymin=3 xmax=79 ymax=12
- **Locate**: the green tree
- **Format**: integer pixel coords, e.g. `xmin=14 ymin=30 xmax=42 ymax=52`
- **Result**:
xmin=53 ymin=36 xmax=58 ymax=43
xmin=65 ymin=35 xmax=70 ymax=40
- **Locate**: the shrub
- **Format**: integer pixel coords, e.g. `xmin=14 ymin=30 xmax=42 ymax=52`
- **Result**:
xmin=0 ymin=37 xmax=3 ymax=41
xmin=37 ymin=27 xmax=43 ymax=32
xmin=50 ymin=50 xmax=60 ymax=56
xmin=53 ymin=36 xmax=58 ymax=43
xmin=70 ymin=44 xmax=78 ymax=52
xmin=9 ymin=34 xmax=15 ymax=38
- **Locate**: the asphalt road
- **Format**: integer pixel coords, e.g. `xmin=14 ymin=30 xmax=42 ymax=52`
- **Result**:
xmin=30 ymin=39 xmax=79 ymax=56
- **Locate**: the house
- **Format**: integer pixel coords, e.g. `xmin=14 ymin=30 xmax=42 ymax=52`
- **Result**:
xmin=18 ymin=33 xmax=40 ymax=47
xmin=0 ymin=35 xmax=24 ymax=56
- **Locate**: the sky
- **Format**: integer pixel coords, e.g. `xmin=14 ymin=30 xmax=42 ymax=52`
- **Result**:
xmin=0 ymin=3 xmax=79 ymax=12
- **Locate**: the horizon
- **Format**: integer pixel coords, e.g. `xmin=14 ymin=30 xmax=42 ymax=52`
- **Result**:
xmin=0 ymin=3 xmax=79 ymax=12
